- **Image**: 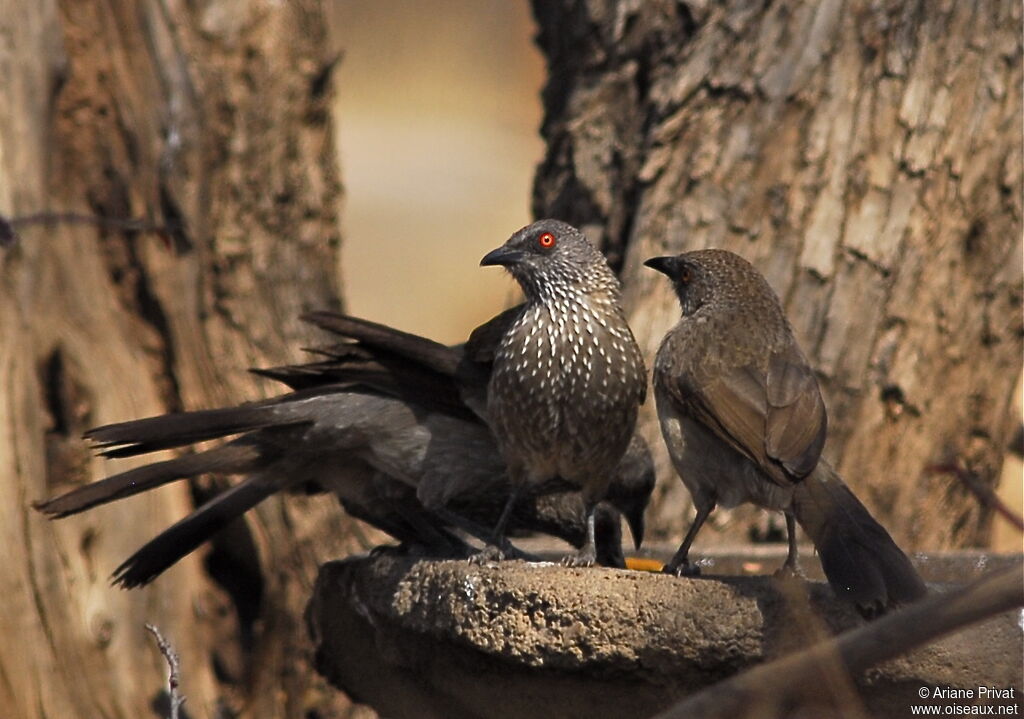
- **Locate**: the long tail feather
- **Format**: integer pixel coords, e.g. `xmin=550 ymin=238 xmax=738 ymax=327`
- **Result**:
xmin=34 ymin=443 xmax=264 ymax=518
xmin=111 ymin=473 xmax=281 ymax=588
xmin=793 ymin=461 xmax=927 ymax=617
xmin=85 ymin=404 xmax=297 ymax=458
xmin=302 ymin=311 xmax=459 ymax=376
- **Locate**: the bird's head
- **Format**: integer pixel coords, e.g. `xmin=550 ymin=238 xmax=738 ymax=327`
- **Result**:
xmin=480 ymin=220 xmax=617 ymax=301
xmin=644 ymin=249 xmax=765 ymax=317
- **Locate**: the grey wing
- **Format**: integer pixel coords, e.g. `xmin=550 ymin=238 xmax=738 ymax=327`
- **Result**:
xmin=415 ymin=414 xmax=506 ymax=509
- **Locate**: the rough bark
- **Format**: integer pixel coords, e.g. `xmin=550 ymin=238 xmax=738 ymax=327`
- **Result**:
xmin=529 ymin=0 xmax=1023 ymax=550
xmin=0 ymin=1 xmax=369 ymax=717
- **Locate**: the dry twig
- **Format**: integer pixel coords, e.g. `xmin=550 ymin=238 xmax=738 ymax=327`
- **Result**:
xmin=145 ymin=623 xmax=186 ymax=719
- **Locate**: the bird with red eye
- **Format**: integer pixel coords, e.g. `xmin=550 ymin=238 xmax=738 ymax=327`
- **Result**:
xmin=475 ymin=218 xmax=648 ymax=567
xmin=537 ymin=232 xmax=556 ymax=249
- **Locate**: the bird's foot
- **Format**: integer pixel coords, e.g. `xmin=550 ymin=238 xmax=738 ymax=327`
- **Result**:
xmin=662 ymin=560 xmax=701 ymax=577
xmin=773 ymin=560 xmax=806 ymax=581
xmin=468 ymin=544 xmax=507 ymax=565
xmin=560 ymin=546 xmax=597 ymax=568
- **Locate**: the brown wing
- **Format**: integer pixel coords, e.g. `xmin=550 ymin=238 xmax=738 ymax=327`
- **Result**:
xmin=679 ymin=340 xmax=826 ymax=486
xmin=764 ymin=342 xmax=827 ymax=477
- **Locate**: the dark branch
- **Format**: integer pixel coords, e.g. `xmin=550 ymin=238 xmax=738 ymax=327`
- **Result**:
xmin=0 ymin=211 xmax=183 ymax=249
xmin=929 ymin=462 xmax=1024 ymax=533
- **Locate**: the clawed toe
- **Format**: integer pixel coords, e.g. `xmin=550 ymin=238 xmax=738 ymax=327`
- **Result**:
xmin=663 ymin=562 xmax=701 ymax=577
xmin=773 ymin=562 xmax=806 ymax=580
xmin=468 ymin=545 xmax=507 ymax=565
xmin=560 ymin=550 xmax=596 ymax=568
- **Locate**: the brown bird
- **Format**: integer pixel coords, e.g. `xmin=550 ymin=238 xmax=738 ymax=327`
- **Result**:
xmin=476 ymin=219 xmax=648 ymax=566
xmin=645 ymin=249 xmax=926 ymax=616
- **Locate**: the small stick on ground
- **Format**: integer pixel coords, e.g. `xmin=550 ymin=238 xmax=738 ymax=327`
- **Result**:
xmin=145 ymin=623 xmax=186 ymax=719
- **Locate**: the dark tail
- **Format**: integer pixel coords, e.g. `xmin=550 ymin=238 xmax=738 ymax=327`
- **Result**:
xmin=301 ymin=311 xmax=459 ymax=377
xmin=33 ymin=442 xmax=264 ymax=518
xmin=111 ymin=473 xmax=281 ymax=588
xmin=257 ymin=312 xmax=477 ymax=421
xmin=85 ymin=403 xmax=304 ymax=458
xmin=792 ymin=461 xmax=927 ymax=617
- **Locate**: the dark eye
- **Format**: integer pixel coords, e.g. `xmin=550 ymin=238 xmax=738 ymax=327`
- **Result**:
xmin=679 ymin=266 xmax=692 ymax=283
xmin=537 ymin=232 xmax=556 ymax=249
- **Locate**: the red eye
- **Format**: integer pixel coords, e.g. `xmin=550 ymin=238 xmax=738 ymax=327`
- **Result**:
xmin=537 ymin=232 xmax=556 ymax=249
xmin=679 ymin=266 xmax=692 ymax=283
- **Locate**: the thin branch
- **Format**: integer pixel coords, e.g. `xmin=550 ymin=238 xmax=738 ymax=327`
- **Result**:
xmin=653 ymin=563 xmax=1024 ymax=719
xmin=929 ymin=462 xmax=1024 ymax=533
xmin=145 ymin=623 xmax=186 ymax=719
xmin=8 ymin=210 xmax=175 ymax=234
xmin=0 ymin=211 xmax=184 ymax=250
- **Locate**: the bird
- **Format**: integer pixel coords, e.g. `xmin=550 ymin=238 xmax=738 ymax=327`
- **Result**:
xmin=34 ymin=313 xmax=654 ymax=588
xmin=278 ymin=308 xmax=652 ymax=560
xmin=474 ymin=219 xmax=648 ymax=566
xmin=645 ymin=249 xmax=927 ymax=617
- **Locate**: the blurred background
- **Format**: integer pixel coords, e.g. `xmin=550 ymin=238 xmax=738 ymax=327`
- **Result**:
xmin=330 ymin=0 xmax=544 ymax=343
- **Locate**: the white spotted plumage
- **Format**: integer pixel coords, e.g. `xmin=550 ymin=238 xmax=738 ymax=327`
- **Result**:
xmin=485 ymin=221 xmax=647 ymax=497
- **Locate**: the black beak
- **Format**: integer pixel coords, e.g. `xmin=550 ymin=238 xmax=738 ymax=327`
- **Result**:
xmin=643 ymin=255 xmax=680 ymax=277
xmin=480 ymin=245 xmax=525 ymax=267
xmin=626 ymin=506 xmax=646 ymax=550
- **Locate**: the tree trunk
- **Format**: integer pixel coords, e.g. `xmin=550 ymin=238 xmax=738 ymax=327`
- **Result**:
xmin=0 ymin=1 xmax=371 ymax=717
xmin=529 ymin=0 xmax=1023 ymax=550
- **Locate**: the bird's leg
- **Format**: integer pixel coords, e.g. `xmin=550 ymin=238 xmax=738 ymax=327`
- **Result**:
xmin=432 ymin=506 xmax=540 ymax=562
xmin=491 ymin=482 xmax=521 ymax=543
xmin=774 ymin=511 xmax=805 ymax=579
xmin=468 ymin=483 xmax=524 ymax=564
xmin=561 ymin=501 xmax=598 ymax=567
xmin=390 ymin=502 xmax=475 ymax=558
xmin=663 ymin=499 xmax=715 ymax=576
